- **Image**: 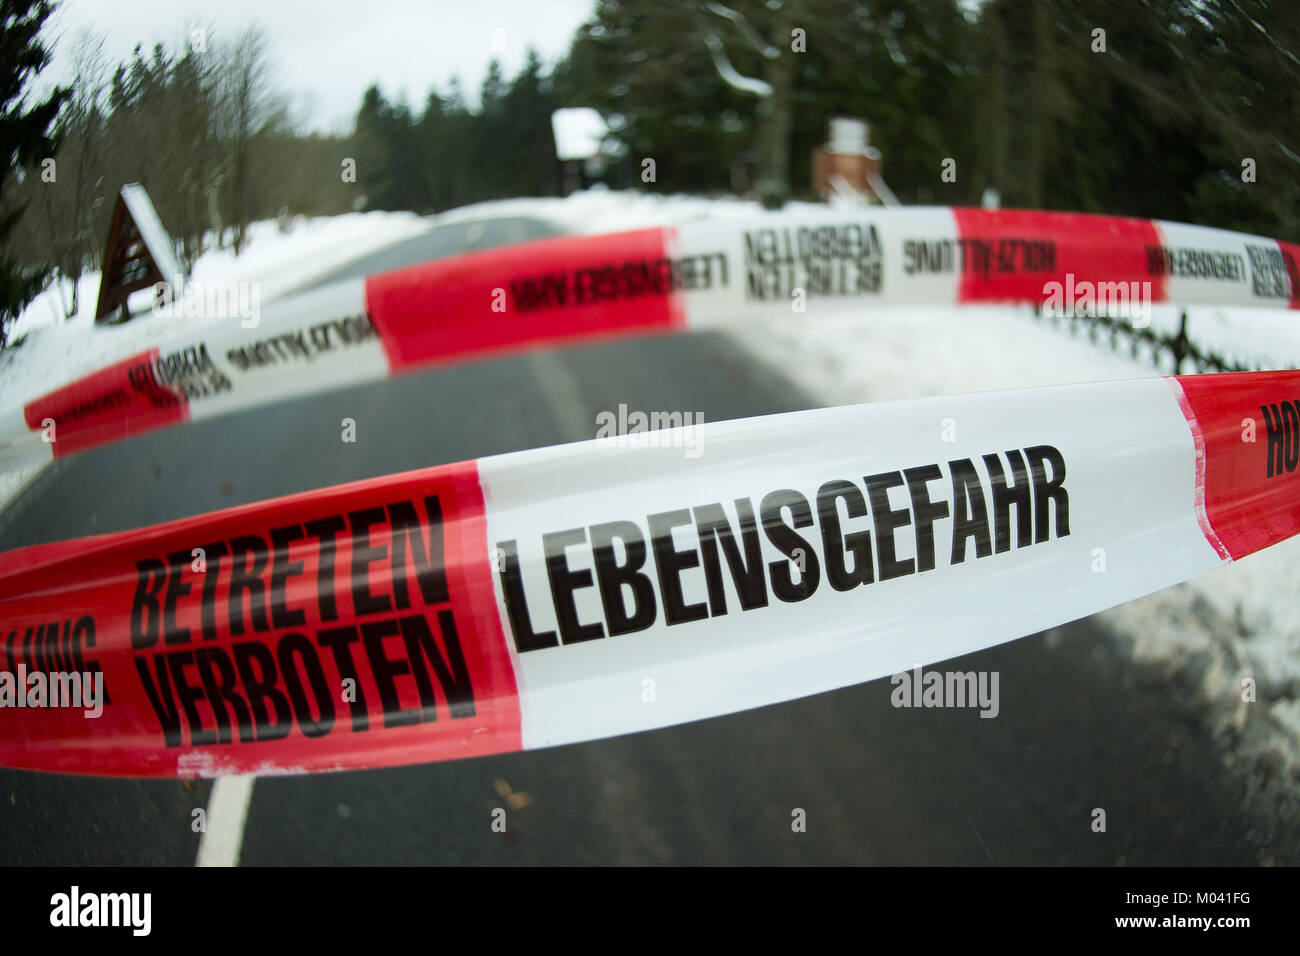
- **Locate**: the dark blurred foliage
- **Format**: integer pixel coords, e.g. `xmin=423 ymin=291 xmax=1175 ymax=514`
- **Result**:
xmin=354 ymin=49 xmax=560 ymax=212
xmin=551 ymin=0 xmax=1299 ymax=239
xmin=0 ymin=0 xmax=67 ymax=344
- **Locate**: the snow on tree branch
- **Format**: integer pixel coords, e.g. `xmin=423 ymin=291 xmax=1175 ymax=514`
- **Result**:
xmin=705 ymin=1 xmax=780 ymax=60
xmin=703 ymin=32 xmax=773 ymax=97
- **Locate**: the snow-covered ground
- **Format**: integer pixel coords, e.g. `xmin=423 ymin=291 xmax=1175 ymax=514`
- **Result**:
xmin=3 ymin=189 xmax=1296 ymax=780
xmin=427 ymin=186 xmax=795 ymax=234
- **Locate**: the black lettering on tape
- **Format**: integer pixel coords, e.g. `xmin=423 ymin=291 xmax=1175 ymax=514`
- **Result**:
xmin=761 ymin=489 xmax=820 ymax=602
xmin=649 ymin=509 xmax=709 ymax=625
xmin=590 ymin=520 xmax=657 ymax=636
xmin=693 ymin=499 xmax=768 ymax=615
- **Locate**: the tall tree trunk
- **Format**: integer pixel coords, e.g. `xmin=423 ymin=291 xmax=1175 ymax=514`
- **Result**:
xmin=758 ymin=10 xmax=794 ymax=207
xmin=1025 ymin=1 xmax=1052 ymax=208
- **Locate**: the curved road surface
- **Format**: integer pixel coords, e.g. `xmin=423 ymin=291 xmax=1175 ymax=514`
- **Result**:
xmin=1 ymin=215 xmax=1295 ymax=865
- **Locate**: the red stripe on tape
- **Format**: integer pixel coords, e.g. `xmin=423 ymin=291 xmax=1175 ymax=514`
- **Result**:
xmin=365 ymin=227 xmax=685 ymax=371
xmin=951 ymin=208 xmax=1167 ymax=305
xmin=0 ymin=460 xmax=521 ymax=776
xmin=1278 ymin=239 xmax=1300 ymax=309
xmin=23 ymin=349 xmax=188 ymax=457
xmin=1171 ymin=370 xmax=1300 ymax=560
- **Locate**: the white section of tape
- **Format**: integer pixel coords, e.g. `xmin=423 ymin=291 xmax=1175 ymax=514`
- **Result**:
xmin=165 ymin=278 xmax=388 ymax=423
xmin=1154 ymin=219 xmax=1289 ymax=308
xmin=479 ymin=377 xmax=1223 ymax=751
xmin=674 ymin=206 xmax=961 ymax=331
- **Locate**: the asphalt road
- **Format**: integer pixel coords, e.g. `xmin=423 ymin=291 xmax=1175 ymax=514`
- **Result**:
xmin=297 ymin=214 xmax=557 ymax=290
xmin=1 ymin=215 xmax=1295 ymax=865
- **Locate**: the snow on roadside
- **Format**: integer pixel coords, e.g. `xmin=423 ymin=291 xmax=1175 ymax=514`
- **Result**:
xmin=1141 ymin=302 xmax=1300 ymax=372
xmin=729 ymin=300 xmax=1300 ymax=779
xmin=0 ymin=464 xmax=46 ymax=519
xmin=429 ymin=187 xmax=818 ymax=235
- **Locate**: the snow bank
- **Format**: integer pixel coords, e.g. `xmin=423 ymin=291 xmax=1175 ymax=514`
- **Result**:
xmin=428 ymin=188 xmax=818 ymax=235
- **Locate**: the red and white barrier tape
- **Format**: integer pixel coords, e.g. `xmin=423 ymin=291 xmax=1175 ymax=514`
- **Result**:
xmin=3 ymin=207 xmax=1297 ymax=472
xmin=0 ymin=370 xmax=1296 ymax=776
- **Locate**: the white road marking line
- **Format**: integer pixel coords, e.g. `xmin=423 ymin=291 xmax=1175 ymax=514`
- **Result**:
xmin=196 ymin=776 xmax=256 ymax=867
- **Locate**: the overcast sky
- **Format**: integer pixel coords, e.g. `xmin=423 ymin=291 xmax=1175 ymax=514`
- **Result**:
xmin=40 ymin=0 xmax=597 ymax=133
